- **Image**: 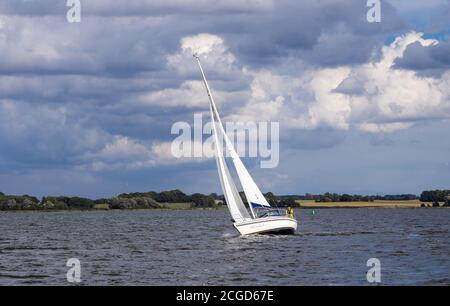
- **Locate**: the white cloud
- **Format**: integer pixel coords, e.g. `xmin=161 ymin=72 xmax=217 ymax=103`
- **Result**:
xmin=0 ymin=15 xmax=93 ymax=72
xmin=163 ymin=31 xmax=450 ymax=137
xmin=138 ymin=33 xmax=249 ymax=109
xmin=228 ymin=69 xmax=292 ymax=122
xmin=357 ymin=122 xmax=413 ymax=133
xmin=135 ymin=79 xmax=248 ymax=109
xmin=181 ymin=33 xmax=226 ymax=56
xmin=294 ymin=67 xmax=353 ymax=130
xmin=138 ymin=80 xmax=214 ymax=108
xmin=152 ymin=140 xmax=213 ymax=163
xmin=90 ymin=135 xmax=150 ymax=162
xmin=248 ymin=31 xmax=450 ymax=134
xmin=82 ymin=136 xmax=212 ymax=171
xmin=82 ymin=135 xmax=156 ymax=171
xmin=167 ymin=33 xmax=238 ymax=77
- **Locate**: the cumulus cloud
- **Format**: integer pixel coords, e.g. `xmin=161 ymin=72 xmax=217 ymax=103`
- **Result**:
xmin=0 ymin=14 xmax=167 ymax=75
xmin=245 ymin=32 xmax=450 ymax=134
xmin=137 ymin=81 xmax=209 ymax=108
xmin=0 ymin=99 xmax=181 ymax=172
xmin=80 ymin=135 xmax=155 ymax=171
xmin=167 ymin=33 xmax=240 ymax=79
xmin=180 ymin=31 xmax=448 ymax=135
xmin=228 ymin=69 xmax=293 ymax=122
xmin=88 ymin=136 xmax=151 ymax=163
xmin=162 ymin=31 xmax=450 ymax=138
xmin=81 ymin=136 xmax=212 ymax=172
xmin=181 ymin=33 xmax=226 ymax=56
xmin=136 ymin=80 xmax=244 ymax=109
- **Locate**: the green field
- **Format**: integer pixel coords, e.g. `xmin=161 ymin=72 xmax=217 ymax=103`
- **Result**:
xmin=93 ymin=203 xmax=110 ymax=210
xmin=161 ymin=202 xmax=193 ymax=209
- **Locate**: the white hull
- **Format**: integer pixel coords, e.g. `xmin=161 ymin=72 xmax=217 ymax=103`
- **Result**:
xmin=234 ymin=216 xmax=297 ymax=236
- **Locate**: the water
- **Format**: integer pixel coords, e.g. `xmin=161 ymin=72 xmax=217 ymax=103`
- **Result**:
xmin=0 ymin=208 xmax=448 ymax=285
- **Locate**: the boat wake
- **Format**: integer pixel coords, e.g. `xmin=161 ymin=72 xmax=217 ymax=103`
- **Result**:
xmin=300 ymin=230 xmax=380 ymax=237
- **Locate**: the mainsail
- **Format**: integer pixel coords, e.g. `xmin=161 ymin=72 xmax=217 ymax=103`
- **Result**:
xmin=209 ymin=103 xmax=251 ymax=222
xmin=210 ymin=101 xmax=271 ymax=211
xmin=195 ymin=55 xmax=271 ymax=221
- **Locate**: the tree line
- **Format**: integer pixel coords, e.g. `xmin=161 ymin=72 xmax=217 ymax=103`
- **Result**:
xmin=1 ymin=189 xmax=448 ymax=211
xmin=419 ymin=190 xmax=450 ymax=202
xmin=0 ymin=189 xmax=217 ymax=211
xmin=278 ymin=193 xmax=418 ymax=202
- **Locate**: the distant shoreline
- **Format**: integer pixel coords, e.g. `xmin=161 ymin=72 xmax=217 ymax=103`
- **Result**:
xmin=1 ymin=189 xmax=448 ymax=212
xmin=1 ymin=202 xmax=449 ymax=213
xmin=0 ymin=205 xmax=222 ymax=213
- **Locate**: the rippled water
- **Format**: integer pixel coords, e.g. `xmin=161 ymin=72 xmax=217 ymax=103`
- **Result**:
xmin=0 ymin=208 xmax=448 ymax=285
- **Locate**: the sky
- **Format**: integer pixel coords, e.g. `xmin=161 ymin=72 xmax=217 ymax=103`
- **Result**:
xmin=0 ymin=0 xmax=449 ymax=198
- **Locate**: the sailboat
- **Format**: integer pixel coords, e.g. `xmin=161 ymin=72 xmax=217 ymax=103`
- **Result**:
xmin=194 ymin=55 xmax=297 ymax=235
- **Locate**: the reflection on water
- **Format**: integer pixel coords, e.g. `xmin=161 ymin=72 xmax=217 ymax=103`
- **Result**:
xmin=0 ymin=208 xmax=448 ymax=285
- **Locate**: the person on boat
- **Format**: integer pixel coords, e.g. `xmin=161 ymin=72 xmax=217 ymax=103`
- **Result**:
xmin=287 ymin=207 xmax=294 ymax=218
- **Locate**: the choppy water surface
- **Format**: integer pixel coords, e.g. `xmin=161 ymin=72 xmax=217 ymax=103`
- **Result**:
xmin=0 ymin=208 xmax=448 ymax=285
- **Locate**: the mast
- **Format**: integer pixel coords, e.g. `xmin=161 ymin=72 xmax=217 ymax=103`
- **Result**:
xmin=194 ymin=55 xmax=257 ymax=219
xmin=194 ymin=55 xmax=226 ymax=135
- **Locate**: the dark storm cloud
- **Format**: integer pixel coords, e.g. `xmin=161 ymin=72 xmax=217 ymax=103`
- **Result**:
xmin=0 ymin=0 xmax=273 ymax=16
xmin=394 ymin=41 xmax=450 ymax=74
xmin=221 ymin=0 xmax=407 ymax=67
xmin=0 ymin=0 xmax=409 ymax=76
xmin=0 ymin=0 xmax=64 ymax=16
xmin=280 ymin=128 xmax=347 ymax=150
xmin=0 ymin=16 xmax=169 ymax=76
xmin=0 ymin=100 xmax=109 ymax=170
